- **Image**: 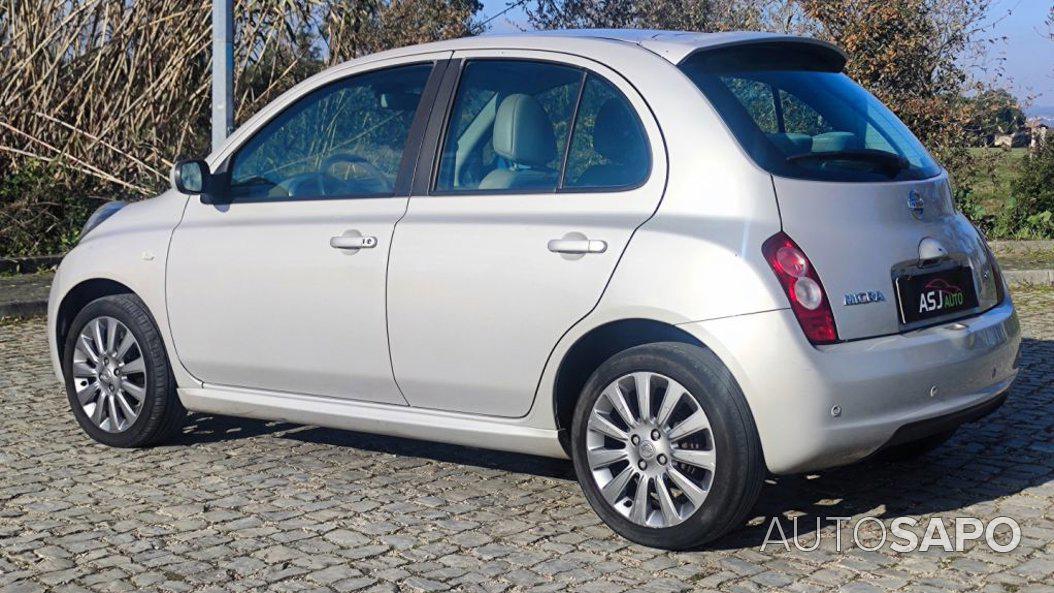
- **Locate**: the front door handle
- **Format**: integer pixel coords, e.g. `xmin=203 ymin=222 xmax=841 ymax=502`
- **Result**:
xmin=547 ymin=238 xmax=607 ymax=254
xmin=330 ymin=234 xmax=378 ymax=250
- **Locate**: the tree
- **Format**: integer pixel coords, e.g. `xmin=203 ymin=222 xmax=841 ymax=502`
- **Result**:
xmin=321 ymin=0 xmax=482 ymax=63
xmin=0 ymin=0 xmax=482 ymax=195
xmin=967 ymin=88 xmax=1026 ymax=142
xmin=0 ymin=0 xmax=482 ymax=257
xmin=525 ymin=0 xmax=773 ymax=31
xmin=999 ymin=137 xmax=1054 ymax=238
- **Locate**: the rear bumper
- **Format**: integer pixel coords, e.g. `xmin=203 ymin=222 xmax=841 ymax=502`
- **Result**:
xmin=876 ymin=390 xmax=1007 ymax=451
xmin=682 ymin=298 xmax=1020 ymax=474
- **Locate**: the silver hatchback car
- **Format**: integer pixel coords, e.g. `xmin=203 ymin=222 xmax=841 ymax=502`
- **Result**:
xmin=49 ymin=29 xmax=1021 ymax=549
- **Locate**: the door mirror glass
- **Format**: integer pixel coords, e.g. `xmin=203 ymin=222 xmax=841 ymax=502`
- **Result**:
xmin=172 ymin=159 xmax=209 ymax=194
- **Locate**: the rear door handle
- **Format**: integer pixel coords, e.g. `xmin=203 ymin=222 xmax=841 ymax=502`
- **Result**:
xmin=547 ymin=238 xmax=607 ymax=254
xmin=330 ymin=234 xmax=378 ymax=250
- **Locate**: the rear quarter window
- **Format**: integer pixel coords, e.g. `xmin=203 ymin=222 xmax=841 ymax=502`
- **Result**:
xmin=563 ymin=74 xmax=651 ymax=190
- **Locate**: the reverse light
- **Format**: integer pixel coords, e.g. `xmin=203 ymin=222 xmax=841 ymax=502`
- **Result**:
xmin=792 ymin=276 xmax=823 ymax=310
xmin=763 ymin=232 xmax=838 ymax=345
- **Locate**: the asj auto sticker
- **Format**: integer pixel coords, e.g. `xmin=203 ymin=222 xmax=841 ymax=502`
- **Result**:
xmin=918 ymin=278 xmax=965 ymax=314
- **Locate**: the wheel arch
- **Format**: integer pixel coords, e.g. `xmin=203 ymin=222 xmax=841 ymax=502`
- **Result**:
xmin=55 ymin=278 xmax=137 ymax=358
xmin=552 ymin=318 xmax=706 ymax=455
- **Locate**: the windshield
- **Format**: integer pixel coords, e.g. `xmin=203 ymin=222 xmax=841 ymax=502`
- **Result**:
xmin=679 ymin=47 xmax=942 ymax=182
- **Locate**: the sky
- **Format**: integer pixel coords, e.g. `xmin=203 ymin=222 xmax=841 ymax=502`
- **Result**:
xmin=979 ymin=0 xmax=1054 ymax=116
xmin=478 ymin=0 xmax=1054 ymax=117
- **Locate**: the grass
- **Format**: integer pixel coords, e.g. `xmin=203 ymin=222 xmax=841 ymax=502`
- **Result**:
xmin=965 ymin=147 xmax=1028 ymax=213
xmin=989 ymin=243 xmax=1054 ymax=270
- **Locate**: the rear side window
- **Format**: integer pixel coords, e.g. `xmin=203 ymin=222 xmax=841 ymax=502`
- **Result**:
xmin=433 ymin=60 xmax=650 ymax=194
xmin=435 ymin=60 xmax=581 ymax=193
xmin=680 ymin=45 xmax=941 ymax=182
xmin=228 ymin=64 xmax=432 ymax=202
xmin=563 ymin=74 xmax=651 ymax=190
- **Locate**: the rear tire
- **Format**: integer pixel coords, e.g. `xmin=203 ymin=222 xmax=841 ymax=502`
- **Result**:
xmin=571 ymin=342 xmax=764 ymax=550
xmin=63 ymin=293 xmax=185 ymax=447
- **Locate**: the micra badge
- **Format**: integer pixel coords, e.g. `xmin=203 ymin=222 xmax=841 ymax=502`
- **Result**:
xmin=844 ymin=291 xmax=887 ymax=306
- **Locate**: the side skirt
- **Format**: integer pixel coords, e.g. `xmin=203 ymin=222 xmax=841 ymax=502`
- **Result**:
xmin=178 ymin=386 xmax=568 ymax=459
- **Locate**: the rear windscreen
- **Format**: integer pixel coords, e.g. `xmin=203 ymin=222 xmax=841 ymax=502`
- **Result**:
xmin=679 ymin=45 xmax=942 ymax=182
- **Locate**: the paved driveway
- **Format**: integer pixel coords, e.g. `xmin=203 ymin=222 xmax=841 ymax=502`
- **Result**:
xmin=1 ymin=288 xmax=1052 ymax=593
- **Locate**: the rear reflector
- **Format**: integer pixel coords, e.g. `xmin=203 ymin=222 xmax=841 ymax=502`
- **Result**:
xmin=763 ymin=232 xmax=839 ymax=345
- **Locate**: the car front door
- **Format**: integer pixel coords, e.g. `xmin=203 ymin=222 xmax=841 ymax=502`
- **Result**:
xmin=387 ymin=51 xmax=667 ymax=417
xmin=167 ymin=56 xmax=447 ymax=404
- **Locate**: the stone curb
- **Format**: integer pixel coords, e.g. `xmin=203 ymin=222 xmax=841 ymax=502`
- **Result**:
xmin=988 ymin=239 xmax=1054 ymax=252
xmin=0 ymin=254 xmax=64 ymax=274
xmin=1004 ymin=269 xmax=1054 ymax=287
xmin=0 ymin=299 xmax=48 ymax=320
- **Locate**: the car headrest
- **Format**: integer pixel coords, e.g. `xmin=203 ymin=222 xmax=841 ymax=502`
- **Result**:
xmin=767 ymin=133 xmax=813 ymax=154
xmin=593 ymin=98 xmax=647 ymax=164
xmin=493 ymin=94 xmax=556 ymax=168
xmin=812 ymin=131 xmax=861 ymax=153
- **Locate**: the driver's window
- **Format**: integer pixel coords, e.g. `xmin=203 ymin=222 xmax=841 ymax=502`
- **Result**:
xmin=228 ymin=63 xmax=433 ymax=202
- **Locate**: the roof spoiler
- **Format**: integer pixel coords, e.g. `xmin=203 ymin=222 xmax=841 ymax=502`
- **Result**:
xmin=678 ymin=38 xmax=847 ymax=72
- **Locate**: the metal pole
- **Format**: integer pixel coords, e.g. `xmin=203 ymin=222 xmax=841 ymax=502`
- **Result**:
xmin=211 ymin=0 xmax=234 ymax=152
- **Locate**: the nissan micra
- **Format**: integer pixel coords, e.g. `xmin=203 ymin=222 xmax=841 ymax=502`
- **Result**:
xmin=49 ymin=30 xmax=1021 ymax=549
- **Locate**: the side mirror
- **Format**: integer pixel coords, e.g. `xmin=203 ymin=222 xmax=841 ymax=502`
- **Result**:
xmin=171 ymin=159 xmax=209 ymax=194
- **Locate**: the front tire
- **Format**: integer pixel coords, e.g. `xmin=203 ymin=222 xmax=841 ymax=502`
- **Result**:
xmin=571 ymin=342 xmax=764 ymax=550
xmin=63 ymin=293 xmax=185 ymax=447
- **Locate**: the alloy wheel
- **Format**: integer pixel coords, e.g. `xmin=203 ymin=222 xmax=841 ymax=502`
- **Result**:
xmin=71 ymin=316 xmax=148 ymax=433
xmin=585 ymin=372 xmax=717 ymax=528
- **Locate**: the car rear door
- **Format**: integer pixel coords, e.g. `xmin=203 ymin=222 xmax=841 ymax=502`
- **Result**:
xmin=386 ymin=51 xmax=667 ymax=417
xmin=166 ymin=54 xmax=449 ymax=404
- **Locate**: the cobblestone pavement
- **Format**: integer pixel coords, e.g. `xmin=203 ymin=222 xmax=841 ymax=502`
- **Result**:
xmin=1 ymin=288 xmax=1052 ymax=593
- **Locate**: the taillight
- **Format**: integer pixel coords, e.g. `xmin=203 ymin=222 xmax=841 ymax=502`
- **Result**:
xmin=763 ymin=232 xmax=838 ymax=345
xmin=990 ymin=254 xmax=1006 ymax=304
xmin=973 ymin=225 xmax=1006 ymax=305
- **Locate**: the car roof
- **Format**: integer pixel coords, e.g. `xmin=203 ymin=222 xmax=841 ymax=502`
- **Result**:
xmin=358 ymin=29 xmax=844 ymax=67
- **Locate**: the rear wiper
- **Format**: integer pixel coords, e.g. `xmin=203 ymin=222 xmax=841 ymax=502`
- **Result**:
xmin=786 ymin=149 xmax=909 ymax=177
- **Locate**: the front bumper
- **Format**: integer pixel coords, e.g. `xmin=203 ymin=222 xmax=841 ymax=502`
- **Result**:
xmin=682 ymin=298 xmax=1021 ymax=474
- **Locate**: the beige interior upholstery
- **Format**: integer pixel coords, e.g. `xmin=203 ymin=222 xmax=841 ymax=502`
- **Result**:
xmin=479 ymin=94 xmax=558 ymax=190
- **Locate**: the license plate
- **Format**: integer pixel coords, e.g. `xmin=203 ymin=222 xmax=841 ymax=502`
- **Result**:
xmin=895 ymin=266 xmax=978 ymax=324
